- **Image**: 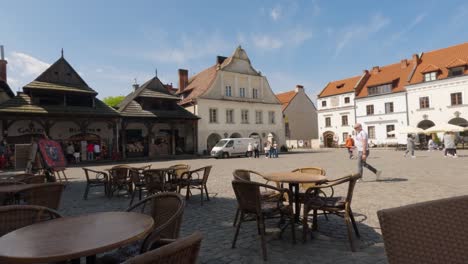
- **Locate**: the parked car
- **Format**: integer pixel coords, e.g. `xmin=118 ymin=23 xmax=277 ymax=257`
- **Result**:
xmin=211 ymin=138 xmax=257 ymax=158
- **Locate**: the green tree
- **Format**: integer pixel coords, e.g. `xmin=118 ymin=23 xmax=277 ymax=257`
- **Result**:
xmin=103 ymin=96 xmax=125 ymax=108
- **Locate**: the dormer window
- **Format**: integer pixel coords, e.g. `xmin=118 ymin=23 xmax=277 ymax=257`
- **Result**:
xmin=368 ymin=83 xmax=392 ymax=95
xmin=449 ymin=67 xmax=464 ymax=77
xmin=336 ymin=83 xmax=345 ymax=89
xmin=424 ymin=72 xmax=437 ymax=82
xmin=321 ymin=101 xmax=327 ymax=107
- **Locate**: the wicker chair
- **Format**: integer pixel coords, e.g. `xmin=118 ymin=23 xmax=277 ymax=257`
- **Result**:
xmin=302 ymin=174 xmax=360 ymax=251
xmin=108 ymin=166 xmax=132 ymax=197
xmin=231 ymin=180 xmax=295 ymax=261
xmin=232 ymin=169 xmax=282 ymax=227
xmin=129 ymin=168 xmax=145 ymax=206
xmin=82 ymin=168 xmax=109 ymax=200
xmin=99 ymin=193 xmax=186 ymax=263
xmin=20 ymin=175 xmax=46 ymax=184
xmin=0 ymin=181 xmax=25 ymax=205
xmin=122 ymin=232 xmax=202 ymax=264
xmin=0 ymin=205 xmax=62 ymax=236
xmin=18 ymin=183 xmax=65 ymax=210
xmin=291 ymin=167 xmax=327 ymax=193
xmin=377 ymin=195 xmax=468 ymax=264
xmin=168 ymin=164 xmax=190 ymax=187
xmin=178 ymin=166 xmax=212 ymax=205
xmin=143 ymin=169 xmax=177 ymax=196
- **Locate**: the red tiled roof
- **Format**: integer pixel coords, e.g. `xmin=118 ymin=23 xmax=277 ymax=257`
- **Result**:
xmin=356 ymin=60 xmax=415 ymax=98
xmin=178 ymin=65 xmax=217 ymax=105
xmin=420 ymin=64 xmax=440 ymax=74
xmin=318 ymin=75 xmax=362 ymax=98
xmin=409 ymin=42 xmax=468 ymax=84
xmin=276 ymin=90 xmax=297 ymax=111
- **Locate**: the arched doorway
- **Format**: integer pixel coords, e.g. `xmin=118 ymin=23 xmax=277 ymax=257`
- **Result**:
xmin=417 ymin=120 xmax=435 ymax=147
xmin=230 ymin=132 xmax=242 ymax=138
xmin=323 ymin=131 xmax=334 ymax=148
xmin=206 ymin=133 xmax=222 ymax=152
xmin=249 ymin=132 xmax=262 ymax=146
xmin=267 ymin=132 xmax=278 ymax=145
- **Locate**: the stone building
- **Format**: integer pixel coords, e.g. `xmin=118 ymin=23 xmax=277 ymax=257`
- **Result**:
xmin=276 ymin=85 xmax=318 ymax=148
xmin=116 ymin=75 xmax=199 ymax=158
xmin=177 ymin=46 xmax=285 ymax=154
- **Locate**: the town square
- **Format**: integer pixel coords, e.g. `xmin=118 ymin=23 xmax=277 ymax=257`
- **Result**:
xmin=1 ymin=1 xmax=468 ymax=263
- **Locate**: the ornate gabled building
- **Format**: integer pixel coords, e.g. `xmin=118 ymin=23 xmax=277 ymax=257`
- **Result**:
xmin=116 ymin=75 xmax=199 ymax=158
xmin=0 ymin=55 xmax=119 ymax=160
xmin=276 ymin=85 xmax=318 ymax=148
xmin=177 ymin=46 xmax=285 ymax=154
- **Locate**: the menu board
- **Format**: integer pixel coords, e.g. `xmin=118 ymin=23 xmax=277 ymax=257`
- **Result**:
xmin=37 ymin=139 xmax=66 ymax=168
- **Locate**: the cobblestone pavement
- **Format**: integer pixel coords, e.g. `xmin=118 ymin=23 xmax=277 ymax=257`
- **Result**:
xmin=58 ymin=149 xmax=468 ymax=263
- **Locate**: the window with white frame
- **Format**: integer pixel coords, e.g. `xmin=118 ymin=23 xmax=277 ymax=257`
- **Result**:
xmin=209 ymin=108 xmax=217 ymax=123
xmin=325 ymin=117 xmax=331 ymax=127
xmin=385 ymin=102 xmax=394 ymax=113
xmin=252 ymin=88 xmax=258 ymax=99
xmin=368 ymin=126 xmax=376 ymax=139
xmin=341 ymin=115 xmax=348 ymax=126
xmin=342 ymin=132 xmax=348 ymax=142
xmin=366 ymin=105 xmax=374 ymax=115
xmin=451 ymin=92 xmax=463 ymax=106
xmin=321 ymin=100 xmax=327 ymax=107
xmin=368 ymin=83 xmax=392 ymax=95
xmin=268 ymin=111 xmax=275 ymax=124
xmin=255 ymin=110 xmax=263 ymax=124
xmin=226 ymin=109 xmax=234 ymax=124
xmin=419 ymin=96 xmax=430 ymax=109
xmin=239 ymin=87 xmax=246 ymax=98
xmin=449 ymin=67 xmax=464 ymax=77
xmin=387 ymin=125 xmax=395 ymax=138
xmin=225 ymin=85 xmax=232 ymax=97
xmin=424 ymin=72 xmax=437 ymax=82
xmin=241 ymin=110 xmax=249 ymax=124
xmin=344 ymin=97 xmax=350 ymax=104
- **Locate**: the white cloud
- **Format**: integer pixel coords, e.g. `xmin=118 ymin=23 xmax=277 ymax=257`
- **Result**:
xmin=7 ymin=52 xmax=50 ymax=90
xmin=334 ymin=13 xmax=390 ymax=58
xmin=390 ymin=13 xmax=426 ymax=43
xmin=311 ymin=0 xmax=321 ymax=16
xmin=270 ymin=5 xmax=282 ymax=21
xmin=252 ymin=35 xmax=284 ymax=50
xmin=290 ymin=27 xmax=313 ymax=45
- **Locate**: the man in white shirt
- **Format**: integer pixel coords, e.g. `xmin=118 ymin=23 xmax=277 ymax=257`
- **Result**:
xmin=354 ymin=123 xmax=382 ymax=181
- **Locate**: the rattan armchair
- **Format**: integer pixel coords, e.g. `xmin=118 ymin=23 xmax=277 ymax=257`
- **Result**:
xmin=0 ymin=205 xmax=62 ymax=236
xmin=19 ymin=183 xmax=65 ymax=210
xmin=0 ymin=181 xmax=25 ymax=205
xmin=231 ymin=180 xmax=296 ymax=261
xmin=232 ymin=169 xmax=282 ymax=227
xmin=122 ymin=232 xmax=202 ymax=264
xmin=108 ymin=166 xmax=132 ymax=197
xmin=20 ymin=175 xmax=46 ymax=184
xmin=143 ymin=169 xmax=177 ymax=195
xmin=302 ymin=174 xmax=360 ymax=251
xmin=291 ymin=167 xmax=327 ymax=192
xmin=178 ymin=166 xmax=212 ymax=205
xmin=377 ymin=195 xmax=468 ymax=264
xmin=129 ymin=168 xmax=145 ymax=206
xmin=82 ymin=168 xmax=109 ymax=199
xmin=168 ymin=164 xmax=190 ymax=190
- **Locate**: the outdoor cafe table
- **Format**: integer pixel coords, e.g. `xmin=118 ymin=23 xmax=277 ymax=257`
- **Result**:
xmin=262 ymin=172 xmax=327 ymax=222
xmin=0 ymin=211 xmax=154 ymax=264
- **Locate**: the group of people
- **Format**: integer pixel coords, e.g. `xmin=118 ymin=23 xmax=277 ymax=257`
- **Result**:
xmin=65 ymin=142 xmax=102 ymax=163
xmin=246 ymin=141 xmax=279 ymax=158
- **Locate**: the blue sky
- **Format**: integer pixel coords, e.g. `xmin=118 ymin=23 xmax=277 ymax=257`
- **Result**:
xmin=2 ymin=0 xmax=468 ymax=100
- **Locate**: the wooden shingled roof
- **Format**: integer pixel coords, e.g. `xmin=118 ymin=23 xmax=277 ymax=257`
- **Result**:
xmin=117 ymin=76 xmax=198 ymax=120
xmin=23 ymin=57 xmax=97 ymax=94
xmin=0 ymin=92 xmax=118 ymax=117
xmin=0 ymin=79 xmax=14 ymax=98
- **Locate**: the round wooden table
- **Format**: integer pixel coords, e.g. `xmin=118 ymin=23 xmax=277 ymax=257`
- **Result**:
xmin=263 ymin=172 xmax=327 ymax=222
xmin=0 ymin=211 xmax=154 ymax=264
xmin=0 ymin=183 xmax=44 ymax=195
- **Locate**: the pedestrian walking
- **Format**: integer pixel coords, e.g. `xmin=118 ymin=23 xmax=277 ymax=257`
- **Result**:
xmin=247 ymin=142 xmax=253 ymax=158
xmin=345 ymin=135 xmax=355 ymax=159
xmin=404 ymin=134 xmax=415 ymax=158
xmin=354 ymin=123 xmax=382 ymax=181
xmin=265 ymin=142 xmax=271 ymax=158
xmin=87 ymin=142 xmax=94 ymax=161
xmin=272 ymin=142 xmax=278 ymax=158
xmin=253 ymin=142 xmax=260 ymax=158
xmin=66 ymin=142 xmax=75 ymax=163
xmin=94 ymin=143 xmax=101 ymax=160
xmin=443 ymin=132 xmax=457 ymax=158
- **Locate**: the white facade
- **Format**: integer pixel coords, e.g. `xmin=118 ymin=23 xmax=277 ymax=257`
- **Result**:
xmin=317 ymin=92 xmax=356 ymax=147
xmin=355 ymin=92 xmax=408 ymax=145
xmin=407 ymin=74 xmax=468 ymax=130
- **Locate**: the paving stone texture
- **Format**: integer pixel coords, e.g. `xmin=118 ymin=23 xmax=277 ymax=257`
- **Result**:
xmin=58 ymin=149 xmax=468 ymax=263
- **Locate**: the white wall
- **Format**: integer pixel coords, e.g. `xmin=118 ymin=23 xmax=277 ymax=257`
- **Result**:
xmin=355 ymin=92 xmax=408 ymax=145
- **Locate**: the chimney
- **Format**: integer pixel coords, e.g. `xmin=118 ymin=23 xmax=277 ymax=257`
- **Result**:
xmin=371 ymin=66 xmax=380 ymax=74
xmin=400 ymin=59 xmax=408 ymax=69
xmin=295 ymin=85 xmax=304 ymax=93
xmin=216 ymin=56 xmax=227 ymax=65
xmin=0 ymin=45 xmax=7 ymax=83
xmin=132 ymin=83 xmax=139 ymax=90
xmin=178 ymin=69 xmax=188 ymax=93
xmin=412 ymin=54 xmax=420 ymax=64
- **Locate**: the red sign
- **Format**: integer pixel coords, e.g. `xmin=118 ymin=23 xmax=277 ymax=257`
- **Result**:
xmin=38 ymin=139 xmax=66 ymax=168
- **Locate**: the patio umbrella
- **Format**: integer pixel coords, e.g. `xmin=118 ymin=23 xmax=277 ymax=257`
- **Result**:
xmin=387 ymin=126 xmax=424 ymax=135
xmin=424 ymin=123 xmax=465 ymax=133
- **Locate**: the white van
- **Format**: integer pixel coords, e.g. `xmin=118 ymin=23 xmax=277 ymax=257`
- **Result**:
xmin=210 ymin=138 xmax=258 ymax=158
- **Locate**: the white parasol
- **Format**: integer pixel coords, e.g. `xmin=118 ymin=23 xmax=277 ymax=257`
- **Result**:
xmin=387 ymin=126 xmax=425 ymax=135
xmin=424 ymin=123 xmax=465 ymax=133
